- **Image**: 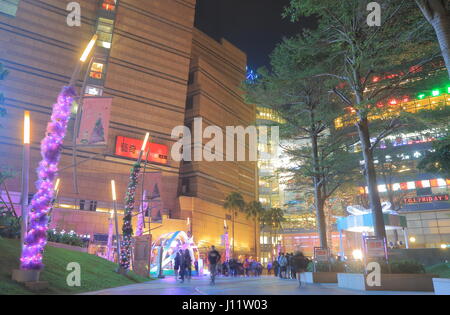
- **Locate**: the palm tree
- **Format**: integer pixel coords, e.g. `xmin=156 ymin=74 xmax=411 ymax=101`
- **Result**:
xmin=260 ymin=208 xmax=286 ymax=257
xmin=244 ymin=201 xmax=264 ymax=257
xmin=223 ymin=192 xmax=245 ymax=257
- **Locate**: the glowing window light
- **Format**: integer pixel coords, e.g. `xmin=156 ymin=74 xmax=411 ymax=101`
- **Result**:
xmin=421 ymin=180 xmax=431 ymax=188
xmin=352 ymin=249 xmax=363 ymax=260
xmin=432 ymin=89 xmax=440 ymax=97
xmin=441 ymin=244 xmax=448 ymax=249
xmin=378 ymin=184 xmax=387 ymax=192
xmin=409 ymin=237 xmax=416 ymax=243
xmin=407 ymin=181 xmax=416 ymax=190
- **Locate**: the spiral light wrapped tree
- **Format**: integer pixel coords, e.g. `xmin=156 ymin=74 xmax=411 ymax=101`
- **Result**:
xmin=20 ymin=86 xmax=76 ymax=270
xmin=119 ymin=162 xmax=141 ymax=271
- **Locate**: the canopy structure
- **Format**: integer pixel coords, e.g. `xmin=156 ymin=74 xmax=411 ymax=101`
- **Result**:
xmin=337 ymin=213 xmax=407 ymax=233
xmin=336 ymin=205 xmax=410 ymax=258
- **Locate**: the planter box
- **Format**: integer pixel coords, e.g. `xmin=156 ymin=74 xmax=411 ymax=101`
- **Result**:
xmin=47 ymin=242 xmax=88 ymax=253
xmin=433 ymin=278 xmax=450 ymax=295
xmin=301 ymin=272 xmax=338 ymax=284
xmin=338 ymin=273 xmax=436 ymax=291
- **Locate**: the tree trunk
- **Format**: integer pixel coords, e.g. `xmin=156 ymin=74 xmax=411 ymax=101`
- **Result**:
xmin=311 ymin=132 xmax=328 ymax=249
xmin=232 ymin=211 xmax=235 ymax=258
xmin=357 ymin=118 xmax=387 ymax=240
xmin=416 ymin=0 xmax=450 ymax=78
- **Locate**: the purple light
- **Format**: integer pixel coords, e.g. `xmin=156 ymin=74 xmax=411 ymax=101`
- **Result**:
xmin=20 ymin=86 xmax=76 ymax=270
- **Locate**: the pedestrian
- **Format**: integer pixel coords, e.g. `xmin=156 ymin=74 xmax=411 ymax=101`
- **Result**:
xmin=194 ymin=260 xmax=199 ymax=276
xmin=267 ymin=261 xmax=272 ymax=275
xmin=291 ymin=251 xmax=310 ymax=287
xmin=174 ymin=249 xmax=183 ymax=280
xmin=208 ymin=245 xmax=221 ymax=285
xmin=180 ymin=249 xmax=192 ymax=283
xmin=278 ymin=253 xmax=287 ymax=279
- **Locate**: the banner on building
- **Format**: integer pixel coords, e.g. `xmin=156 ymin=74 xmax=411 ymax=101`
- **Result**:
xmin=115 ymin=136 xmax=169 ymax=164
xmin=76 ymin=97 xmax=112 ymax=147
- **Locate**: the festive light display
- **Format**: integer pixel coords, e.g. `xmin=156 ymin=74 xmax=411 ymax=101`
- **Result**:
xmin=20 ymin=86 xmax=76 ymax=270
xmin=119 ymin=162 xmax=141 ymax=270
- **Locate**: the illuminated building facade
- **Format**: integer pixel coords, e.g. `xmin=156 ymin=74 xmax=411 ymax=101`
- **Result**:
xmin=0 ymin=0 xmax=258 ymax=260
xmin=336 ymin=88 xmax=450 ymax=249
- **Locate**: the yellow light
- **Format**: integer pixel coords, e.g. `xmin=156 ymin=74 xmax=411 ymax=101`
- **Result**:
xmin=80 ymin=34 xmax=98 ymax=62
xmin=110 ymin=210 xmax=114 ymax=219
xmin=23 ymin=111 xmax=30 ymax=144
xmin=224 ymin=220 xmax=227 ymax=228
xmin=409 ymin=237 xmax=416 ymax=243
xmin=352 ymin=249 xmax=363 ymax=260
xmin=141 ymin=132 xmax=150 ymax=151
xmin=441 ymin=244 xmax=448 ymax=249
xmin=54 ymin=178 xmax=61 ymax=192
xmin=111 ymin=180 xmax=117 ymax=201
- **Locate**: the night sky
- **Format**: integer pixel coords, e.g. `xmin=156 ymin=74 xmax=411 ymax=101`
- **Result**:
xmin=195 ymin=0 xmax=315 ymax=71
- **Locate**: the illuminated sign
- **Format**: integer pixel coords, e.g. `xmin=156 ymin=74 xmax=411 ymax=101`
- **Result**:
xmin=115 ymin=136 xmax=168 ymax=164
xmin=364 ymin=237 xmax=387 ymax=259
xmin=404 ymin=194 xmax=449 ymax=204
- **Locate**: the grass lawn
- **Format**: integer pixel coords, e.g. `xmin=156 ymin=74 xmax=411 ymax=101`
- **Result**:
xmin=426 ymin=262 xmax=450 ymax=278
xmin=0 ymin=238 xmax=151 ymax=295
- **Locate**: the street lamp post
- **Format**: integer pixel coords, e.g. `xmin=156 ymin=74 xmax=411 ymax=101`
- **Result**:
xmin=20 ymin=111 xmax=31 ymax=251
xmin=111 ymin=180 xmax=121 ymax=269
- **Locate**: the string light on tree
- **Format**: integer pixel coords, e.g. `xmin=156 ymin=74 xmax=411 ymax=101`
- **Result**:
xmin=20 ymin=87 xmax=76 ymax=270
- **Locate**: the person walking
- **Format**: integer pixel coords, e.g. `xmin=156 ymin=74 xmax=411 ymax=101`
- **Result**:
xmin=291 ymin=251 xmax=310 ymax=287
xmin=180 ymin=249 xmax=192 ymax=283
xmin=278 ymin=253 xmax=287 ymax=279
xmin=174 ymin=249 xmax=183 ymax=280
xmin=207 ymin=245 xmax=221 ymax=285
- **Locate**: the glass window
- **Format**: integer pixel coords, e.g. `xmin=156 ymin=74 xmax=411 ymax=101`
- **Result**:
xmin=0 ymin=0 xmax=20 ymax=17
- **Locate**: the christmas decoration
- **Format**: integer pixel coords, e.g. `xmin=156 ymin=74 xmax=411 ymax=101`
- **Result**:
xmin=20 ymin=86 xmax=76 ymax=270
xmin=119 ymin=162 xmax=141 ymax=271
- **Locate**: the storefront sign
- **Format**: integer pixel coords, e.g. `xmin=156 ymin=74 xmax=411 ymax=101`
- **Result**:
xmin=404 ymin=194 xmax=449 ymax=204
xmin=76 ymin=97 xmax=112 ymax=147
xmin=314 ymin=247 xmax=330 ymax=262
xmin=115 ymin=136 xmax=168 ymax=164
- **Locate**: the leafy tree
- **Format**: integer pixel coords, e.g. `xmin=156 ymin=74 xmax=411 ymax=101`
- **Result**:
xmin=246 ymin=33 xmax=359 ymax=248
xmin=415 ymin=0 xmax=450 ymax=78
xmin=223 ymin=192 xmax=245 ymax=256
xmin=260 ymin=207 xmax=286 ymax=254
xmin=284 ymin=0 xmax=443 ymax=240
xmin=418 ymin=134 xmax=450 ymax=177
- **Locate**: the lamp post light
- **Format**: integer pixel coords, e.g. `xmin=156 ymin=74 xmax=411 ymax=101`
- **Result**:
xmin=20 ymin=111 xmax=31 ymax=251
xmin=111 ymin=180 xmax=121 ymax=269
xmin=69 ymin=34 xmax=98 ymax=87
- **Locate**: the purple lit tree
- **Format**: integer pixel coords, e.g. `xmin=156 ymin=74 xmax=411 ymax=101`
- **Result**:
xmin=20 ymin=86 xmax=76 ymax=270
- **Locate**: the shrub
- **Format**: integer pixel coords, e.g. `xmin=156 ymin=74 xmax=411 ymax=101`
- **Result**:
xmin=307 ymin=261 xmax=345 ymax=272
xmin=47 ymin=229 xmax=89 ymax=248
xmin=389 ymin=260 xmax=425 ymax=274
xmin=0 ymin=208 xmax=21 ymax=239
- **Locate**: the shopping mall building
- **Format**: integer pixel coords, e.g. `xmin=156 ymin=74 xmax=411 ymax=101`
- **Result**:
xmin=0 ymin=0 xmax=259 ymax=259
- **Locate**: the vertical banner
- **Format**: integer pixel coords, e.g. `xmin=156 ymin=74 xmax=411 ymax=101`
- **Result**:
xmin=76 ymin=97 xmax=112 ymax=147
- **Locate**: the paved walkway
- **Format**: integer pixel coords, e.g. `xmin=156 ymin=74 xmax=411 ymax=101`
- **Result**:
xmin=85 ymin=276 xmax=434 ymax=295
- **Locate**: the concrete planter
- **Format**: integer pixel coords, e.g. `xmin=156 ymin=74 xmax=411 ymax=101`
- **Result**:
xmin=338 ymin=273 xmax=436 ymax=291
xmin=433 ymin=278 xmax=450 ymax=295
xmin=47 ymin=242 xmax=88 ymax=253
xmin=12 ymin=269 xmax=40 ymax=283
xmin=301 ymin=272 xmax=338 ymax=284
